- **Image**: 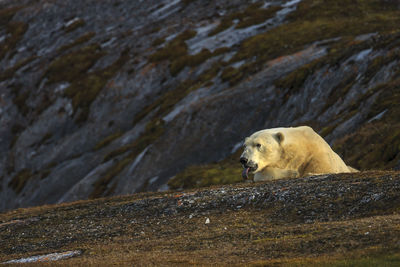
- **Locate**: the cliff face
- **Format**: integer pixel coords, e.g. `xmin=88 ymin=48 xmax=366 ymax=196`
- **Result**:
xmin=1 ymin=0 xmax=400 ymax=211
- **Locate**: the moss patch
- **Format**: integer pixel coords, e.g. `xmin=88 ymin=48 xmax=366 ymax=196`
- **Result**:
xmin=12 ymin=87 xmax=30 ymax=116
xmin=208 ymin=3 xmax=281 ymax=36
xmin=168 ymin=149 xmax=243 ymax=190
xmin=275 ymin=32 xmax=400 ymax=102
xmin=333 ymin=78 xmax=400 ymax=170
xmin=89 ymin=157 xmax=132 ymax=199
xmin=45 ymin=44 xmax=105 ymax=84
xmin=235 ymin=4 xmax=281 ymax=29
xmin=149 ymin=30 xmax=196 ymax=62
xmin=274 ymin=59 xmax=321 ymax=94
xmin=57 ymin=32 xmax=95 ymax=53
xmin=46 ymin=48 xmax=129 ymax=123
xmin=0 ymin=21 xmax=28 ymax=60
xmin=8 ymin=169 xmax=32 ymax=194
xmin=94 ymin=132 xmax=123 ymax=151
xmin=152 ymin=36 xmax=165 ymax=47
xmin=0 ymin=6 xmax=24 ymax=27
xmin=363 ymin=49 xmax=400 ymax=85
xmin=149 ymin=28 xmax=231 ymax=76
xmin=220 ymin=66 xmax=243 ymax=85
xmin=64 ymin=18 xmax=85 ymax=33
xmin=229 ymin=0 xmax=400 ymax=85
xmin=0 ymin=55 xmax=37 ymax=81
xmin=93 ymin=120 xmax=165 ymax=198
xmin=132 ymin=61 xmax=223 ymax=130
xmin=169 ymin=47 xmax=229 ymax=76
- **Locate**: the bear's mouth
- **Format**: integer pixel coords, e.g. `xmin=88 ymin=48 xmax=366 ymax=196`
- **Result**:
xmin=242 ymin=165 xmax=258 ymax=179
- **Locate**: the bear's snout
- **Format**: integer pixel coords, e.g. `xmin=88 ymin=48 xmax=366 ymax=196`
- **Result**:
xmin=240 ymin=157 xmax=258 ymax=171
xmin=239 ymin=157 xmax=248 ymax=165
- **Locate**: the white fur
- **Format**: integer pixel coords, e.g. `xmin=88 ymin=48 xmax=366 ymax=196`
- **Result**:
xmin=241 ymin=126 xmax=356 ymax=181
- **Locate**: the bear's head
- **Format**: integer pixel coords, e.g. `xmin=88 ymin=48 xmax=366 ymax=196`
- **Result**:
xmin=240 ymin=130 xmax=284 ymax=178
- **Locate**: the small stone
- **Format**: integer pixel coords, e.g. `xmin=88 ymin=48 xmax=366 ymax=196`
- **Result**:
xmin=205 ymin=218 xmax=210 ymax=224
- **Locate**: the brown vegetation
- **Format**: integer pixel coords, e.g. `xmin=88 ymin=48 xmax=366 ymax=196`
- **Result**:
xmin=1 ymin=171 xmax=400 ymax=265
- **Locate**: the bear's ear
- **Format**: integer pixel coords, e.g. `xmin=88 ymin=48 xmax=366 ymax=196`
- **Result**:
xmin=275 ymin=132 xmax=284 ymax=144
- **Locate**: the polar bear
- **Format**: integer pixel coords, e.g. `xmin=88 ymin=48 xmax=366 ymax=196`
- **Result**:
xmin=240 ymin=126 xmax=357 ymax=181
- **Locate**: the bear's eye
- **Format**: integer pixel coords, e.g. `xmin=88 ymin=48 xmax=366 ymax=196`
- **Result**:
xmin=256 ymin=143 xmax=262 ymax=149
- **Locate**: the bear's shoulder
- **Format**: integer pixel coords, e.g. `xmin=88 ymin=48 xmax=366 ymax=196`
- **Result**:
xmin=256 ymin=126 xmax=315 ymax=139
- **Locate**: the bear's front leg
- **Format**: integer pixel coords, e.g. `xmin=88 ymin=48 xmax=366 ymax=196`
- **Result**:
xmin=254 ymin=167 xmax=299 ymax=181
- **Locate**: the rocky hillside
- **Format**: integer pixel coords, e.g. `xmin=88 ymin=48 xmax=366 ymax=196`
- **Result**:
xmin=0 ymin=171 xmax=399 ymax=265
xmin=1 ymin=0 xmax=400 ymax=211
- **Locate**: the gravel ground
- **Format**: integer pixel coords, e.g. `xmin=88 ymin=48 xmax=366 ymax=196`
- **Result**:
xmin=0 ymin=171 xmax=399 ymax=265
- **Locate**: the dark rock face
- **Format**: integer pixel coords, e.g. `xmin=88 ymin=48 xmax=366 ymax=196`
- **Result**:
xmin=1 ymin=0 xmax=400 ymax=211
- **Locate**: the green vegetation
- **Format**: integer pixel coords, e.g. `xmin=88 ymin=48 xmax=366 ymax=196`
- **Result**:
xmin=363 ymin=49 xmax=400 ymax=85
xmin=149 ymin=29 xmax=230 ymax=76
xmin=38 ymin=132 xmax=53 ymax=145
xmin=92 ymin=120 xmax=165 ymax=198
xmin=99 ymin=61 xmax=228 ymax=192
xmin=169 ymin=47 xmax=229 ymax=76
xmin=90 ymin=157 xmax=132 ymax=199
xmin=94 ymin=132 xmax=123 ymax=151
xmin=319 ymin=72 xmax=358 ymax=115
xmin=220 ymin=66 xmax=243 ymax=84
xmin=236 ymin=4 xmax=281 ymax=29
xmin=182 ymin=0 xmax=195 ymax=6
xmin=274 ymin=60 xmax=321 ymax=94
xmin=8 ymin=169 xmax=32 ymax=194
xmin=168 ymin=150 xmax=243 ymax=189
xmin=149 ymin=29 xmax=202 ymax=76
xmin=208 ymin=16 xmax=234 ymax=37
xmin=149 ymin=30 xmax=196 ymax=62
xmin=333 ymin=78 xmax=400 ymax=170
xmin=57 ymin=32 xmax=95 ymax=53
xmin=100 ymin=54 xmax=225 ymax=192
xmin=0 ymin=55 xmax=37 ymax=81
xmin=208 ymin=3 xmax=281 ymax=36
xmin=0 ymin=6 xmax=24 ymax=27
xmin=12 ymin=88 xmax=30 ymax=116
xmin=228 ymin=0 xmax=400 ymax=86
xmin=64 ymin=18 xmax=85 ymax=33
xmin=97 ymin=66 xmax=222 ymax=189
xmin=40 ymin=169 xmax=52 ymax=180
xmin=44 ymin=46 xmax=129 ymax=122
xmin=149 ymin=29 xmax=196 ymax=75
xmin=220 ymin=62 xmax=255 ymax=86
xmin=320 ymin=253 xmax=400 ymax=267
xmin=152 ymin=36 xmax=165 ymax=47
xmin=45 ymin=44 xmax=105 ymax=84
xmin=0 ymin=20 xmax=28 ymax=60
xmin=132 ymin=74 xmax=211 ymax=128
xmin=274 ymin=30 xmax=400 ymax=114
